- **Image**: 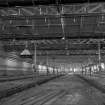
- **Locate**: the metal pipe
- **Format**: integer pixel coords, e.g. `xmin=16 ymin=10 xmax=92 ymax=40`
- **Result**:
xmin=32 ymin=41 xmax=37 ymax=74
xmin=61 ymin=15 xmax=65 ymax=39
xmin=98 ymin=41 xmax=101 ymax=71
xmin=46 ymin=51 xmax=49 ymax=75
xmin=34 ymin=42 xmax=37 ymax=66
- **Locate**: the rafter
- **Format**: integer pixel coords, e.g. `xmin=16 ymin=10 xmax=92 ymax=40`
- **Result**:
xmin=1 ymin=3 xmax=105 ymax=16
xmin=21 ymin=8 xmax=35 ymax=15
xmin=0 ymin=10 xmax=8 ymax=16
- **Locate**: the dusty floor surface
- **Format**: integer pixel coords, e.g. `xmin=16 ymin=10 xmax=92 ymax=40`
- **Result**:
xmin=0 ymin=75 xmax=105 ymax=105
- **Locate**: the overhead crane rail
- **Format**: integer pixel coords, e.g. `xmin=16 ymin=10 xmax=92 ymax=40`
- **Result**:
xmin=0 ymin=74 xmax=63 ymax=100
xmin=0 ymin=13 xmax=105 ymax=20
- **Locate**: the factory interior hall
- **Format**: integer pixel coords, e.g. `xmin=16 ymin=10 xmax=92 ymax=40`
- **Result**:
xmin=1 ymin=0 xmax=105 ymax=105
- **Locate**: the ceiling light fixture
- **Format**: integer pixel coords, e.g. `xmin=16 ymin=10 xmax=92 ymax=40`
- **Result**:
xmin=20 ymin=41 xmax=31 ymax=55
xmin=62 ymin=36 xmax=65 ymax=40
xmin=21 ymin=49 xmax=31 ymax=55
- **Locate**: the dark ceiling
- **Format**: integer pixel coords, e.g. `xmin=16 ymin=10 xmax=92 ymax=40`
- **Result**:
xmin=0 ymin=2 xmax=105 ymax=66
xmin=0 ymin=0 xmax=105 ymax=7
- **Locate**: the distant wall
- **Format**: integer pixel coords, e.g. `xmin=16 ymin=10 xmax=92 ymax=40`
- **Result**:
xmin=0 ymin=52 xmax=33 ymax=76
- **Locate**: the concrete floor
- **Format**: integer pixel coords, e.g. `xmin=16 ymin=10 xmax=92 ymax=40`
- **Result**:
xmin=0 ymin=74 xmax=105 ymax=105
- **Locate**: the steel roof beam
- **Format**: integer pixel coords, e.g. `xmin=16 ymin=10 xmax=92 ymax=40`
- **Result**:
xmin=1 ymin=3 xmax=105 ymax=16
xmin=0 ymin=33 xmax=105 ymax=40
xmin=36 ymin=54 xmax=105 ymax=56
xmin=0 ymin=13 xmax=102 ymax=20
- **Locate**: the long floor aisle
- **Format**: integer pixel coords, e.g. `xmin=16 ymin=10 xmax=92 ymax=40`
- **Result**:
xmin=0 ymin=74 xmax=105 ymax=105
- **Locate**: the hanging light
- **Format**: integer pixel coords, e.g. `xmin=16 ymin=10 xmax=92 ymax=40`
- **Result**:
xmin=20 ymin=41 xmax=31 ymax=55
xmin=62 ymin=36 xmax=65 ymax=40
xmin=21 ymin=49 xmax=31 ymax=55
